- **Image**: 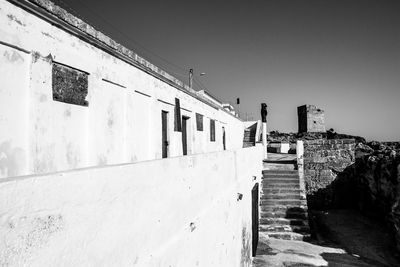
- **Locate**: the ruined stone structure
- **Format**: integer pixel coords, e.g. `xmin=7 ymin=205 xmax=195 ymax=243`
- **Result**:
xmin=297 ymin=105 xmax=326 ymax=133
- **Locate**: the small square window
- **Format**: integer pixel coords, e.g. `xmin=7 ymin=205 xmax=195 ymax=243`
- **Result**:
xmin=52 ymin=62 xmax=88 ymax=106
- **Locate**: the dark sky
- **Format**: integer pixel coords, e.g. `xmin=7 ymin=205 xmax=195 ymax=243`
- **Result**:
xmin=58 ymin=0 xmax=400 ymax=141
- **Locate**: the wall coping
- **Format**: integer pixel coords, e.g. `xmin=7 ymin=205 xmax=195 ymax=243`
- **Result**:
xmin=0 ymin=145 xmax=262 ymax=183
xmin=6 ymin=0 xmax=242 ymax=121
xmin=304 ymin=139 xmax=355 ymax=145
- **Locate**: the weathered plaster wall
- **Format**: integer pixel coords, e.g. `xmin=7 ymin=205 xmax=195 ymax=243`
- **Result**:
xmin=0 ymin=146 xmax=263 ymax=266
xmin=303 ymin=139 xmax=355 ymax=209
xmin=0 ymin=44 xmax=30 ymax=177
xmin=0 ymin=0 xmax=244 ymax=178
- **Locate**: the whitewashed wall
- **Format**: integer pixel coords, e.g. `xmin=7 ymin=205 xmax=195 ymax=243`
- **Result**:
xmin=0 ymin=146 xmax=263 ymax=267
xmin=0 ymin=0 xmax=244 ymax=179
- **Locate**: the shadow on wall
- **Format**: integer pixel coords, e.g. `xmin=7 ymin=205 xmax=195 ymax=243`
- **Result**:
xmin=306 ymin=163 xmax=358 ymax=211
xmin=305 ymin=150 xmax=400 ymax=258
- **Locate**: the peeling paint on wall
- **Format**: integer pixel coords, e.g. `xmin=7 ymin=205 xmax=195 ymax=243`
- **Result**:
xmin=0 ymin=214 xmax=64 ymax=266
xmin=7 ymin=14 xmax=25 ymax=26
xmin=66 ymin=142 xmax=79 ymax=168
xmin=3 ymin=50 xmax=24 ymax=63
xmin=0 ymin=141 xmax=26 ymax=177
xmin=107 ymin=104 xmax=114 ymax=129
xmin=33 ymin=143 xmax=56 ymax=174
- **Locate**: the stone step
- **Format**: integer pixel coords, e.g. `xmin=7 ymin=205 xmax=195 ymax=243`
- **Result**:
xmin=262 ymin=188 xmax=302 ymax=194
xmin=259 ymin=224 xmax=310 ymax=234
xmin=243 ymin=142 xmax=255 ymax=148
xmin=260 ymin=210 xmax=308 ymax=220
xmin=260 ymin=194 xmax=301 ymax=200
xmin=263 ymin=173 xmax=299 ymax=179
xmin=260 ymin=199 xmax=307 ymax=206
xmin=261 ymin=231 xmax=311 ymax=241
xmin=262 ymin=170 xmax=298 ymax=175
xmin=263 ymin=165 xmax=296 ymax=171
xmin=259 ymin=217 xmax=308 ymax=226
xmin=262 ymin=183 xmax=300 ymax=189
xmin=264 ymin=159 xmax=297 ymax=164
xmin=263 ymin=179 xmax=299 ymax=184
xmin=260 ymin=205 xmax=308 ymax=213
xmin=262 ymin=177 xmax=299 ymax=183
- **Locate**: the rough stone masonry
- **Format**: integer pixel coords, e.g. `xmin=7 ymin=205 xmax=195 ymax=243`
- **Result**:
xmin=298 ymin=105 xmax=326 ymax=133
xmin=303 ymin=139 xmax=356 ymax=209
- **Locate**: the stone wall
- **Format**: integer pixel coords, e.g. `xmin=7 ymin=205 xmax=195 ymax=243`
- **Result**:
xmin=354 ymin=143 xmax=400 ymax=251
xmin=303 ymin=139 xmax=356 ymax=209
xmin=0 ymin=146 xmax=263 ymax=266
xmin=297 ymin=105 xmax=326 ymax=133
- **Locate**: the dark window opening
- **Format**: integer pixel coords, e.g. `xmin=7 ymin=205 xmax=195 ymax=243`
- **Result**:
xmin=52 ymin=62 xmax=88 ymax=106
xmin=210 ymin=119 xmax=216 ymax=142
xmin=174 ymin=98 xmax=182 ymax=132
xmin=196 ymin=113 xmax=203 ymax=131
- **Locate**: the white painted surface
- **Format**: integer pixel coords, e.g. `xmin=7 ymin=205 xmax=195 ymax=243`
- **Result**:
xmin=0 ymin=44 xmax=30 ymax=177
xmin=296 ymin=140 xmax=306 ymax=199
xmin=0 ymin=146 xmax=263 ymax=266
xmin=279 ymin=143 xmax=290 ymax=153
xmin=255 ymin=120 xmax=262 ymax=142
xmin=0 ymin=0 xmax=245 ymax=178
xmin=262 ymin=122 xmax=268 ymax=159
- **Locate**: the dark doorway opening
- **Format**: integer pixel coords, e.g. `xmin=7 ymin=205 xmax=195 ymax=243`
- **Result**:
xmin=182 ymin=116 xmax=189 ymax=155
xmin=162 ymin=111 xmax=168 ymax=158
xmin=252 ymin=183 xmax=259 ymax=256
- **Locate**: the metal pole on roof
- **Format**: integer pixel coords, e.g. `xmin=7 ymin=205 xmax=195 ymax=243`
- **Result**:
xmin=189 ymin=68 xmax=193 ymax=88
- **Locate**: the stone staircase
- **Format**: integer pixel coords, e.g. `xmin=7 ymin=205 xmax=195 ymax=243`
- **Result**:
xmin=260 ymin=165 xmax=310 ymax=241
xmin=243 ymin=128 xmax=255 ymax=147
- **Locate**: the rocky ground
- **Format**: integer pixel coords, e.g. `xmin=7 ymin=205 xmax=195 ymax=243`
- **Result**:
xmin=252 ymin=209 xmax=400 ymax=267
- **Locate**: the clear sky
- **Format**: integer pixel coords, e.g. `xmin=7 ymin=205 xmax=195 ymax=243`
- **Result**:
xmin=57 ymin=0 xmax=400 ymax=141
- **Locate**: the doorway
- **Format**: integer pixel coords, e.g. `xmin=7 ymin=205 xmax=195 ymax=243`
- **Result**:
xmin=252 ymin=183 xmax=259 ymax=256
xmin=162 ymin=111 xmax=168 ymax=158
xmin=182 ymin=116 xmax=189 ymax=155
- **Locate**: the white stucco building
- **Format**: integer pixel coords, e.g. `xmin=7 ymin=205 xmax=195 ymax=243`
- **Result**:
xmin=0 ymin=0 xmax=246 ymax=179
xmin=0 ymin=1 xmax=263 ymax=266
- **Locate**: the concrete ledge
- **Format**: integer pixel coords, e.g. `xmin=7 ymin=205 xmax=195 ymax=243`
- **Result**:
xmin=0 ymin=146 xmax=263 ymax=266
